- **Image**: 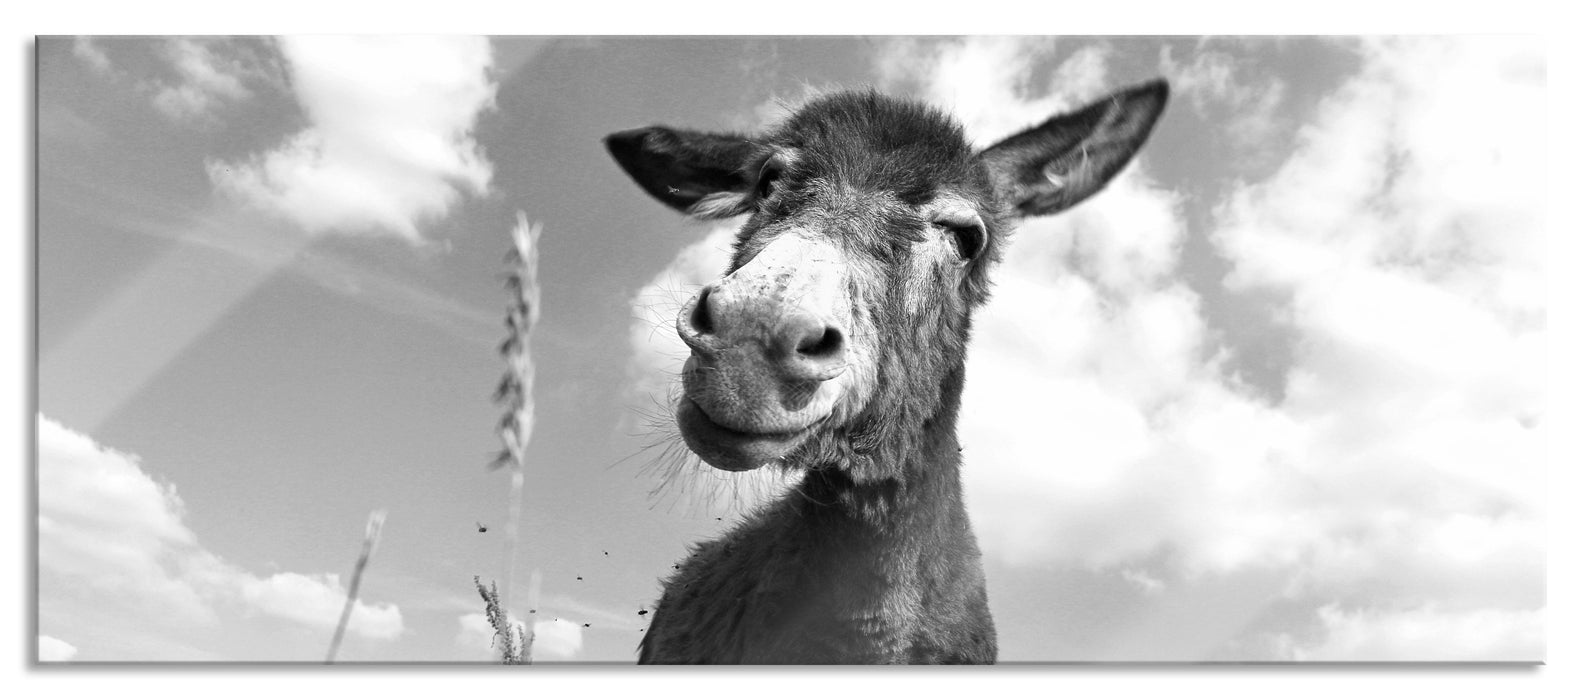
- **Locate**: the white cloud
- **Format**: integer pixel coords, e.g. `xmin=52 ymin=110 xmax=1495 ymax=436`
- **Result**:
xmin=531 ymin=617 xmax=585 ymax=661
xmin=455 ymin=612 xmax=497 ymax=656
xmin=881 ymin=37 xmax=1111 ymax=147
xmin=150 ymin=38 xmax=261 ymax=123
xmin=38 ymin=635 xmax=78 ymax=662
xmin=39 ymin=415 xmax=221 ymax=627
xmin=1284 ymin=604 xmax=1544 ymax=661
xmin=1157 ymin=42 xmax=1286 ymax=155
xmin=209 ymin=36 xmax=496 ymax=243
xmin=37 ymin=415 xmax=406 ymax=658
xmin=242 ymin=572 xmax=403 ymax=641
xmin=72 ymin=37 xmax=271 ymax=119
xmin=1120 ymin=569 xmax=1164 ymax=595
xmin=1218 ymin=37 xmax=1545 ymax=318
xmin=72 ymin=37 xmax=112 ymax=74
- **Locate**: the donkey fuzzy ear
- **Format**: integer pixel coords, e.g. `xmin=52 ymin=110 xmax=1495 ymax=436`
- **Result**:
xmin=979 ymin=80 xmax=1169 ymax=217
xmin=604 ymin=127 xmax=760 ymax=217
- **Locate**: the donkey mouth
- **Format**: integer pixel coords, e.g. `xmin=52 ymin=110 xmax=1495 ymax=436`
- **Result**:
xmin=677 ymin=398 xmax=817 ymax=472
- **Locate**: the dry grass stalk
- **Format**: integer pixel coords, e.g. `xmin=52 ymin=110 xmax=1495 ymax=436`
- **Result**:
xmin=475 ymin=576 xmax=533 ymax=664
xmin=325 ymin=509 xmax=386 ymax=663
xmin=490 ymin=211 xmax=542 ymax=659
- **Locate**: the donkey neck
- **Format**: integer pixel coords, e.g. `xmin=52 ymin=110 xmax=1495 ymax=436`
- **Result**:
xmin=792 ymin=362 xmax=970 ymax=535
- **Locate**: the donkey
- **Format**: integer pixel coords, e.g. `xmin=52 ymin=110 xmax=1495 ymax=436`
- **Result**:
xmin=606 ymin=80 xmax=1168 ymax=664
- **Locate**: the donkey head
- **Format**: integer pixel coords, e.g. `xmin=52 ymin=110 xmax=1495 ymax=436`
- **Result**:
xmin=607 ymin=81 xmax=1167 ymax=477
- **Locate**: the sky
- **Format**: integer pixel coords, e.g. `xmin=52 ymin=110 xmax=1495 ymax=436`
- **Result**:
xmin=32 ymin=34 xmax=1551 ymax=665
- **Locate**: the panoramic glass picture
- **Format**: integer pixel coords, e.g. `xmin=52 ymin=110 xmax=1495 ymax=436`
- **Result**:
xmin=35 ymin=35 xmax=1545 ymax=663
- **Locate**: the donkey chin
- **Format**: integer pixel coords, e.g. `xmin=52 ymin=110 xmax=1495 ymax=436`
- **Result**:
xmin=675 ymin=348 xmax=855 ymax=472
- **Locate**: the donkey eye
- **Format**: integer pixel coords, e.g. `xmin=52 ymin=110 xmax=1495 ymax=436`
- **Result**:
xmin=756 ymin=156 xmax=785 ymax=200
xmin=934 ymin=213 xmax=986 ymax=262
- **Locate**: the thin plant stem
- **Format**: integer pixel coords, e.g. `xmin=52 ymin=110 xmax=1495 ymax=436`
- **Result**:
xmin=326 ymin=509 xmax=386 ymax=663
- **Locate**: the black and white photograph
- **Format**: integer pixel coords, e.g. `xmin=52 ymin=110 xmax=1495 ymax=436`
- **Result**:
xmin=15 ymin=12 xmax=1574 ymax=689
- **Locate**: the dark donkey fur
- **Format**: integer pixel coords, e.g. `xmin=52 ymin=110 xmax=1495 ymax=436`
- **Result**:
xmin=606 ymin=81 xmax=1168 ymax=664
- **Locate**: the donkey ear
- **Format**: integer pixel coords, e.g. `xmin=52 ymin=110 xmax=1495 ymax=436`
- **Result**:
xmin=604 ymin=126 xmax=760 ymax=218
xmin=978 ymin=80 xmax=1169 ymax=217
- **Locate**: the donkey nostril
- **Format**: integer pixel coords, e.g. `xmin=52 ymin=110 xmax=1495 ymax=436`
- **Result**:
xmin=690 ymin=286 xmax=716 ymax=336
xmin=783 ymin=322 xmax=846 ymax=382
xmin=796 ymin=326 xmax=844 ymax=359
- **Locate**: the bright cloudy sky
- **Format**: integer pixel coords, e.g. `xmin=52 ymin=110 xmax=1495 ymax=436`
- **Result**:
xmin=26 ymin=28 xmax=1568 ymax=673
